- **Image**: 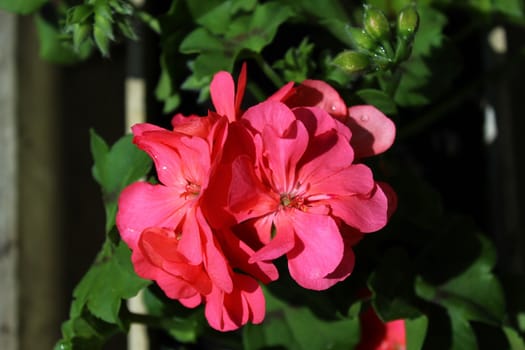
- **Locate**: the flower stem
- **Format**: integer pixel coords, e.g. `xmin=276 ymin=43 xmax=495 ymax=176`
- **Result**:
xmin=253 ymin=53 xmax=285 ymax=88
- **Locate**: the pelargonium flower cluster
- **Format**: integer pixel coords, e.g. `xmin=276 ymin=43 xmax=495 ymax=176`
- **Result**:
xmin=116 ymin=64 xmax=396 ymax=331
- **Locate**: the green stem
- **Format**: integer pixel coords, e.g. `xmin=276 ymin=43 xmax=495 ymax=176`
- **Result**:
xmin=247 ymin=81 xmax=267 ymax=102
xmin=252 ymin=53 xmax=285 ymax=88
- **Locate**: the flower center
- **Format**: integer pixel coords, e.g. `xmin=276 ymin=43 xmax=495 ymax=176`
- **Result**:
xmin=182 ymin=182 xmax=201 ymax=199
xmin=280 ymin=193 xmax=306 ymax=210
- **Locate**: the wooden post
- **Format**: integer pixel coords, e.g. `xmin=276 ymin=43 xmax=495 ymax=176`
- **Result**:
xmin=0 ymin=10 xmax=19 ymax=350
xmin=17 ymin=15 xmax=62 ymax=349
xmin=126 ymin=1 xmax=148 ymax=349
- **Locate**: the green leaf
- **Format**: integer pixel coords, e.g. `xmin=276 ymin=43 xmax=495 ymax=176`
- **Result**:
xmin=72 ymin=239 xmax=150 ymax=324
xmin=35 ymin=14 xmax=92 ymax=64
xmin=448 ymin=311 xmax=478 ymax=350
xmin=180 ymin=1 xmax=292 ymax=85
xmin=415 ymin=234 xmax=505 ymax=325
xmin=244 ymin=288 xmax=360 ymax=350
xmin=406 ymin=315 xmax=429 ymax=350
xmin=89 ymin=130 xmax=152 ymax=232
xmin=143 ymin=287 xmax=205 ymax=343
xmin=0 ymin=0 xmax=46 ymax=14
xmin=56 ymin=309 xmax=120 ymax=350
xmin=504 ymin=326 xmax=525 ymax=350
xmin=369 ymin=247 xmax=421 ymax=321
xmin=229 ymin=2 xmax=293 ymax=53
xmin=284 ymin=0 xmax=349 ymax=23
xmin=355 ymin=89 xmax=398 ymax=115
xmin=179 ymin=27 xmax=225 ymax=54
xmin=93 ymin=25 xmax=110 ymax=57
xmin=273 ymin=38 xmax=315 ymax=83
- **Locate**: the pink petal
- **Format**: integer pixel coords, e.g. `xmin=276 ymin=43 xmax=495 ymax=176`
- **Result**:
xmin=138 ymin=227 xmax=212 ymax=295
xmin=176 ymin=136 xmax=211 ymax=188
xmin=242 ymin=101 xmax=296 ymax=135
xmin=205 ymin=274 xmax=265 ymax=331
xmin=262 ymin=120 xmax=309 ymax=193
xmin=179 ymin=294 xmax=202 ymax=308
xmin=267 ymin=81 xmax=295 ymax=102
xmin=117 ymin=182 xmax=187 ymax=248
xmin=131 ymin=123 xmax=165 ymax=135
xmin=249 ymin=213 xmax=296 ymax=263
xmin=177 ymin=206 xmax=203 ymax=265
xmin=330 ymin=183 xmax=389 ymax=233
xmin=235 ymin=63 xmax=247 ymax=117
xmin=286 ymin=211 xmax=345 ymax=290
xmin=133 ymin=128 xmax=211 ymax=188
xmin=293 ymin=106 xmax=351 ymax=141
xmin=307 ymin=164 xmax=375 ymax=199
xmin=218 ymin=228 xmax=279 ymax=284
xmin=284 ymin=79 xmax=348 ymax=119
xmin=198 ymin=209 xmax=234 ymax=293
xmin=211 ymin=71 xmax=236 ymax=122
xmin=347 ymin=105 xmax=396 ymax=158
xmin=310 ymin=237 xmax=356 ymax=289
xmin=170 ymin=113 xmax=213 ymax=138
xmin=228 ymin=155 xmax=279 ymax=222
xmin=132 ymin=247 xmax=199 ymax=300
xmin=377 ymin=181 xmax=398 ymax=220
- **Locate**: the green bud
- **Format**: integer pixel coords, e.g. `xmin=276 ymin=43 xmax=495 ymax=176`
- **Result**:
xmin=333 ymin=50 xmax=370 ymax=73
xmin=347 ymin=27 xmax=377 ymax=51
xmin=363 ymin=5 xmax=391 ymax=41
xmin=397 ymin=5 xmax=419 ymax=39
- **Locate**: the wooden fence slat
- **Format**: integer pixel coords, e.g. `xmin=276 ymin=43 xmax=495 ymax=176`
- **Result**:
xmin=0 ymin=11 xmax=19 ymax=350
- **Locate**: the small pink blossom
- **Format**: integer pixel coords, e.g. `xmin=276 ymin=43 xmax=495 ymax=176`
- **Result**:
xmin=357 ymin=307 xmax=406 ymax=350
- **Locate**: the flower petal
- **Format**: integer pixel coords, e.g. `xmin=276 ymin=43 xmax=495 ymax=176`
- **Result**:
xmin=286 ymin=210 xmax=345 ymax=290
xmin=242 ymin=101 xmax=296 ymax=135
xmin=117 ymin=182 xmax=187 ymax=248
xmin=205 ymin=274 xmax=265 ymax=331
xmin=307 ymin=164 xmax=375 ymax=199
xmin=330 ymin=183 xmax=389 ymax=233
xmin=249 ymin=212 xmax=296 ymax=263
xmin=235 ymin=63 xmax=247 ymax=117
xmin=347 ymin=105 xmax=396 ymax=158
xmin=262 ymin=120 xmax=309 ymax=193
xmin=218 ymin=228 xmax=279 ymax=284
xmin=228 ymin=155 xmax=279 ymax=222
xmin=284 ymin=79 xmax=348 ymax=119
xmin=267 ymin=81 xmax=295 ymax=102
xmin=211 ymin=71 xmax=236 ymax=122
xmin=198 ymin=208 xmax=234 ymax=293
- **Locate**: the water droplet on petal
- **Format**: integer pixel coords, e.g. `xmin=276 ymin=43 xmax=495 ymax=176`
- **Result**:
xmin=360 ymin=114 xmax=369 ymax=122
xmin=161 ymin=166 xmax=167 ymax=171
xmin=330 ymin=104 xmax=337 ymax=111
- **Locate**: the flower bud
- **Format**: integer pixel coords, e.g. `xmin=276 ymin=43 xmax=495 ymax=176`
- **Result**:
xmin=333 ymin=50 xmax=370 ymax=73
xmin=347 ymin=27 xmax=377 ymax=51
xmin=397 ymin=5 xmax=419 ymax=39
xmin=363 ymin=5 xmax=391 ymax=41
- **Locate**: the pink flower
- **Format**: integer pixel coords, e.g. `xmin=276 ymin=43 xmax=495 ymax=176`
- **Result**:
xmin=274 ymin=79 xmax=396 ymax=159
xmin=357 ymin=307 xmax=406 ymax=350
xmin=222 ymin=101 xmax=390 ymax=290
xmin=117 ymin=65 xmax=397 ymax=331
xmin=116 ymin=122 xmax=271 ymax=331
